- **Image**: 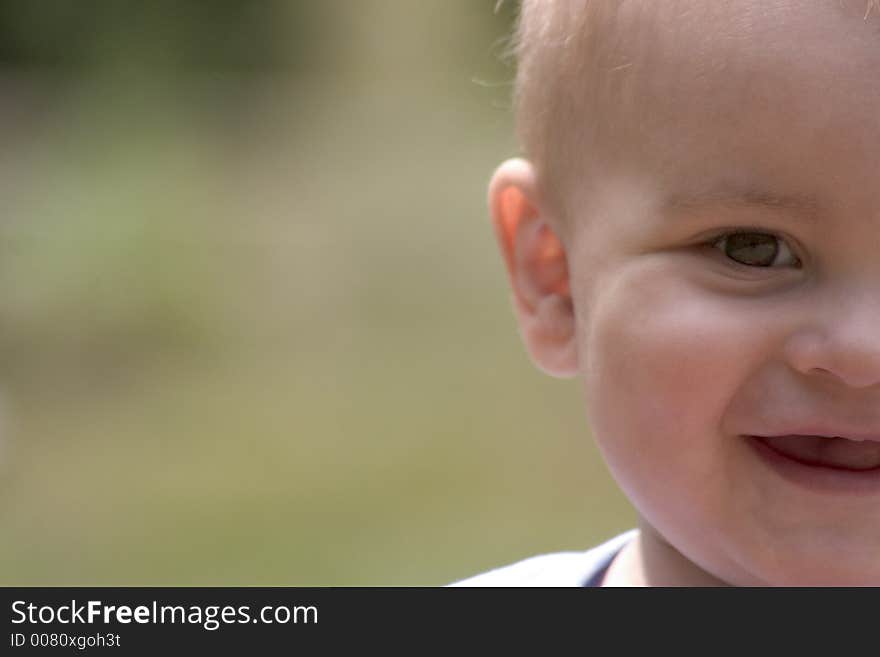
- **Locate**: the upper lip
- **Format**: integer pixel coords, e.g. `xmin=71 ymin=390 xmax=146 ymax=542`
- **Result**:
xmin=749 ymin=425 xmax=880 ymax=443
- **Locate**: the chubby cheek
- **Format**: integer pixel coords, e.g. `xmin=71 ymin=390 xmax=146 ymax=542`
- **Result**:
xmin=577 ymin=263 xmax=771 ymax=543
xmin=575 ymin=263 xmax=880 ymax=585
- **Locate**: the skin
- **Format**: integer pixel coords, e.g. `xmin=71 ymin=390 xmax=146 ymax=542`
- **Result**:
xmin=491 ymin=0 xmax=880 ymax=585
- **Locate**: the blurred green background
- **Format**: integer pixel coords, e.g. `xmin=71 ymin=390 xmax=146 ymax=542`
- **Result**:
xmin=0 ymin=0 xmax=633 ymax=585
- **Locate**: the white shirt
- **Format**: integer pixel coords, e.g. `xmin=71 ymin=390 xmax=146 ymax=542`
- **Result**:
xmin=450 ymin=530 xmax=638 ymax=587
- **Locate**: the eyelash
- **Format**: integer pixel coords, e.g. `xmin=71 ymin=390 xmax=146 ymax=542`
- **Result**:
xmin=706 ymin=230 xmax=802 ymax=269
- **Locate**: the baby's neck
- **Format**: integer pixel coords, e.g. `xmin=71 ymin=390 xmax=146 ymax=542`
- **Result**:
xmin=601 ymin=521 xmax=730 ymax=587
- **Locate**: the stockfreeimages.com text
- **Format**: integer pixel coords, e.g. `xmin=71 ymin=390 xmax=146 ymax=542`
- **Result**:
xmin=11 ymin=600 xmax=317 ymax=631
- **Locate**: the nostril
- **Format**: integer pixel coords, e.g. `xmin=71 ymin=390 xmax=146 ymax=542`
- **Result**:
xmin=785 ymin=331 xmax=880 ymax=389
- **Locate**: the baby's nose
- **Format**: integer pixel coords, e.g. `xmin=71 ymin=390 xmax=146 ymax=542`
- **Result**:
xmin=783 ymin=293 xmax=880 ymax=390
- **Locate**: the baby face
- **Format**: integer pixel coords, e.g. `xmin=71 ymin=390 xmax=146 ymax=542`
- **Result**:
xmin=576 ymin=1 xmax=880 ymax=585
xmin=494 ymin=0 xmax=880 ymax=585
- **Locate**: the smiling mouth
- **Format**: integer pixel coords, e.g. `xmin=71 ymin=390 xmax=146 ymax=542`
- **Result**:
xmin=754 ymin=434 xmax=880 ymax=471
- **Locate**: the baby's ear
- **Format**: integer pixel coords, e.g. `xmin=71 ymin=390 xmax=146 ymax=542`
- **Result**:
xmin=489 ymin=158 xmax=578 ymax=379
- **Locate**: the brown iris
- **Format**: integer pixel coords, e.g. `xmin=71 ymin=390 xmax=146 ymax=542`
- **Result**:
xmin=722 ymin=232 xmax=779 ymax=267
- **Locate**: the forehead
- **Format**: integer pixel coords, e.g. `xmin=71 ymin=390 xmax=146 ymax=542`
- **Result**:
xmin=570 ymin=0 xmax=880 ymax=214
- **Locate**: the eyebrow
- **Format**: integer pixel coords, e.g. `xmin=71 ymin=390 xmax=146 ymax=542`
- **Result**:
xmin=664 ymin=187 xmax=822 ymax=217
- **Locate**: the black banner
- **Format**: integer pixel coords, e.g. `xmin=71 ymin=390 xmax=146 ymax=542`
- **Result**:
xmin=2 ymin=587 xmax=587 ymax=653
xmin=0 ymin=587 xmax=860 ymax=653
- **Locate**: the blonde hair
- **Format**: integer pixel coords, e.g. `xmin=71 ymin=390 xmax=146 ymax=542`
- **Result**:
xmin=510 ymin=1 xmax=641 ymax=221
xmin=507 ymin=0 xmax=880 ymax=222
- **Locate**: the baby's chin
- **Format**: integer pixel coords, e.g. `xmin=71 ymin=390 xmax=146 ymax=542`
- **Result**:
xmin=717 ymin=543 xmax=880 ymax=587
xmin=642 ymin=515 xmax=880 ymax=586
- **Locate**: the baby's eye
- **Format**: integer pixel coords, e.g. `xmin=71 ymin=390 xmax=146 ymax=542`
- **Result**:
xmin=711 ymin=231 xmax=800 ymax=268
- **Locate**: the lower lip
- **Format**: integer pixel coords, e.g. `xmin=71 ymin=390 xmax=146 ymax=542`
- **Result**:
xmin=745 ymin=435 xmax=880 ymax=496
